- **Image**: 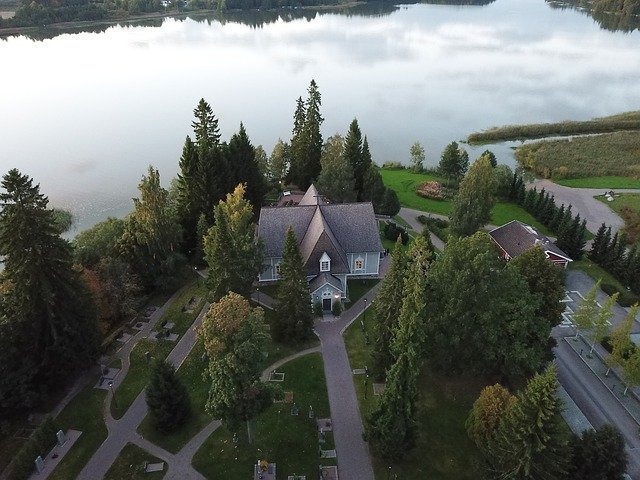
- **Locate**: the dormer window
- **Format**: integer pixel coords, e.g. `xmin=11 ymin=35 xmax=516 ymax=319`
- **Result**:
xmin=320 ymin=252 xmax=331 ymax=272
xmin=354 ymin=257 xmax=364 ymax=270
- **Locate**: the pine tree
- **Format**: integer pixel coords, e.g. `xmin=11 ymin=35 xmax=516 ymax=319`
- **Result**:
xmin=0 ymin=169 xmax=99 ymax=415
xmin=274 ymin=227 xmax=313 ymax=343
xmin=371 ymin=237 xmax=408 ymax=378
xmin=450 ymin=155 xmax=496 ymax=236
xmin=487 ymin=365 xmax=568 ymax=479
xmin=146 ymin=359 xmax=191 ymax=433
xmin=589 ymin=223 xmax=608 ymax=263
xmin=606 ymin=304 xmax=637 ymax=376
xmin=226 ymin=123 xmax=266 ymax=214
xmin=204 ymin=184 xmax=264 ymax=301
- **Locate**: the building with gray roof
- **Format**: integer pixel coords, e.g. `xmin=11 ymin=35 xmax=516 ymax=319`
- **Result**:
xmin=258 ymin=184 xmax=384 ymax=311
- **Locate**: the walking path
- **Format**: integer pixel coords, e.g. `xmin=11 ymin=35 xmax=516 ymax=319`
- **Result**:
xmin=529 ymin=179 xmax=639 ymax=235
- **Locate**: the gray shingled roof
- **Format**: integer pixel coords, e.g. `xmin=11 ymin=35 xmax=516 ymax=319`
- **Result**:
xmin=257 ymin=188 xmax=384 ymax=262
xmin=489 ymin=220 xmax=571 ymax=261
xmin=299 ymin=207 xmax=350 ymax=275
xmin=309 ymin=273 xmax=343 ymax=293
xmin=298 ymin=184 xmax=321 ymax=206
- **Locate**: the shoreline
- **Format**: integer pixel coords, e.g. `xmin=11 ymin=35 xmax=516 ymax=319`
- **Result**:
xmin=0 ymin=1 xmax=365 ymax=37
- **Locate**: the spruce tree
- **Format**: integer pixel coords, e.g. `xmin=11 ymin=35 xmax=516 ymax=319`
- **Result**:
xmin=274 ymin=227 xmax=313 ymax=343
xmin=523 ymin=187 xmax=537 ymax=212
xmin=482 ymin=149 xmax=497 ymax=168
xmin=361 ymin=165 xmax=386 ymax=211
xmin=549 ymin=203 xmax=565 ymax=232
xmin=0 ymin=169 xmax=99 ymax=415
xmin=343 ymin=119 xmax=365 ymax=199
xmin=302 ymin=79 xmax=324 ymax=188
xmin=556 ymin=204 xmax=573 ymax=239
xmin=176 ymin=136 xmax=200 ymax=252
xmin=192 ymin=97 xmax=221 ymax=151
xmin=623 ymin=243 xmax=639 ymax=288
xmin=146 ymin=359 xmax=191 ymax=433
xmin=226 ymin=123 xmax=266 ymax=214
xmin=533 ymin=187 xmax=546 ymax=218
xmin=379 ymin=189 xmax=401 ymax=216
xmin=287 ymin=96 xmax=306 ymax=188
xmin=438 ymin=141 xmax=468 ymax=180
xmin=603 ymin=231 xmax=620 ymax=269
xmin=611 ymin=231 xmax=628 ymax=277
xmin=542 ymin=194 xmax=557 ymax=226
xmin=589 ymin=223 xmax=608 ymax=263
xmin=487 ymin=365 xmax=568 ymax=479
xmin=516 ymin=177 xmax=526 ymax=204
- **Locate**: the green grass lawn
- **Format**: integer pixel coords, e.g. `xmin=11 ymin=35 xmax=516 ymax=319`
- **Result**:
xmin=156 ymin=281 xmax=208 ymax=337
xmin=111 ymin=339 xmax=175 ymax=419
xmin=344 ymin=312 xmax=487 ymax=480
xmin=346 ymin=279 xmax=380 ymax=308
xmin=596 ymin=192 xmax=640 ymax=213
xmin=137 ymin=341 xmax=212 ymax=453
xmin=192 ymin=353 xmax=333 ymax=479
xmin=104 ymin=443 xmax=165 ymax=480
xmin=380 ymin=168 xmax=553 ymax=234
xmin=49 ymin=383 xmax=108 ymax=480
xmin=556 ymin=176 xmax=640 ymax=189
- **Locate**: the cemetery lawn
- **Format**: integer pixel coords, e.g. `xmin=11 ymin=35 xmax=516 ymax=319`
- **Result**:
xmin=379 ymin=168 xmax=552 ymax=234
xmin=346 ymin=279 xmax=380 ymax=308
xmin=556 ymin=176 xmax=640 ymax=189
xmin=49 ymin=383 xmax=108 ymax=480
xmin=138 ymin=310 xmax=317 ymax=453
xmin=104 ymin=443 xmax=165 ymax=480
xmin=192 ymin=352 xmax=334 ymax=479
xmin=344 ymin=312 xmax=486 ymax=480
xmin=596 ymin=192 xmax=640 ymax=214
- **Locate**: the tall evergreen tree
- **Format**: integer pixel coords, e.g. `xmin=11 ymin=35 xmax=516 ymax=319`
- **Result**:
xmin=204 ymin=184 xmax=264 ymax=301
xmin=482 ymin=149 xmax=497 ymax=168
xmin=361 ymin=165 xmax=386 ymax=212
xmin=226 ymin=123 xmax=266 ymax=214
xmin=0 ymin=169 xmax=99 ymax=415
xmin=146 ymin=359 xmax=191 ymax=433
xmin=487 ymin=365 xmax=568 ymax=480
xmin=533 ymin=188 xmax=546 ymax=218
xmin=288 ymin=80 xmax=323 ymax=190
xmin=450 ymin=155 xmax=496 ymax=236
xmin=119 ymin=166 xmax=185 ymax=290
xmin=366 ymin=236 xmax=432 ymax=458
xmin=523 ymin=187 xmax=537 ymax=212
xmin=371 ymin=237 xmax=408 ymax=378
xmin=568 ymin=425 xmax=628 ymax=480
xmin=274 ymin=227 xmax=313 ymax=343
xmin=611 ymin=231 xmax=628 ymax=277
xmin=379 ymin=188 xmax=401 ymax=216
xmin=549 ymin=203 xmax=566 ymax=232
xmin=192 ymin=97 xmax=221 ymax=152
xmin=589 ymin=223 xmax=608 ymax=263
xmin=344 ymin=119 xmax=366 ymax=199
xmin=316 ymin=134 xmax=356 ymax=203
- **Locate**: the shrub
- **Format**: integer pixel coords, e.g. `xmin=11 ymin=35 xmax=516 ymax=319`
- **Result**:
xmin=416 ymin=181 xmax=445 ymax=200
xmin=332 ymin=300 xmax=343 ymax=316
xmin=600 ymin=282 xmax=640 ymax=307
xmin=313 ymin=302 xmax=323 ymax=317
xmin=417 ymin=215 xmax=428 ymax=225
xmin=381 ymin=162 xmax=405 ymax=169
xmin=383 ymin=222 xmax=409 ymax=245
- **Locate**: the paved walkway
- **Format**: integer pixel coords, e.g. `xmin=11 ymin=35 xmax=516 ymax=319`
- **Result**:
xmin=529 ymin=179 xmax=639 ymax=235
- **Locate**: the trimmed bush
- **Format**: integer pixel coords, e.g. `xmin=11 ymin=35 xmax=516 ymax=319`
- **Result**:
xmin=313 ymin=302 xmax=323 ymax=317
xmin=383 ymin=222 xmax=409 ymax=245
xmin=332 ymin=300 xmax=343 ymax=316
xmin=417 ymin=215 xmax=428 ymax=225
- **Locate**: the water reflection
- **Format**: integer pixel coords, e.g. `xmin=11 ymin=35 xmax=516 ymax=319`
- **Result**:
xmin=547 ymin=0 xmax=640 ymax=32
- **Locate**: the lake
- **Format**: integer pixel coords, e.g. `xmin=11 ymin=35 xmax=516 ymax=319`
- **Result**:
xmin=1 ymin=0 xmax=639 ymax=235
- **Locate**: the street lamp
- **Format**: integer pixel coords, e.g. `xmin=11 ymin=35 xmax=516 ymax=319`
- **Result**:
xmin=256 ymin=286 xmax=260 ymax=304
xmin=108 ymin=381 xmax=118 ymax=408
xmin=364 ymin=297 xmax=367 ymax=325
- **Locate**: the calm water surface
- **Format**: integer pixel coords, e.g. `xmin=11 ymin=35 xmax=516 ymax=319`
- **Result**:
xmin=1 ymin=0 xmax=639 ymax=234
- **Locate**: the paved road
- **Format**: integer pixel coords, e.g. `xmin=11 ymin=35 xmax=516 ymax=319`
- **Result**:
xmin=529 ymin=179 xmax=640 ymax=235
xmin=557 ymin=270 xmax=640 ymax=478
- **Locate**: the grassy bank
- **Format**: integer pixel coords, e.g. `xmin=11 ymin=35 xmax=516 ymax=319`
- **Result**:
xmin=468 ymin=110 xmax=640 ymax=143
xmin=379 ymin=168 xmax=552 ymax=234
xmin=596 ymin=192 xmax=640 ymax=243
xmin=555 ymin=176 xmax=640 ymax=189
xmin=515 ymin=131 xmax=640 ymax=181
xmin=192 ymin=353 xmax=334 ymax=479
xmin=344 ymin=311 xmax=486 ymax=479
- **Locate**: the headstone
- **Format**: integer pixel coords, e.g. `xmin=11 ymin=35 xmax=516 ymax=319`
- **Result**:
xmin=291 ymin=403 xmax=299 ymax=416
xmin=145 ymin=351 xmax=151 ymax=363
xmin=308 ymin=406 xmax=314 ymax=419
xmin=35 ymin=456 xmax=45 ymax=474
xmin=56 ymin=429 xmax=67 ymax=446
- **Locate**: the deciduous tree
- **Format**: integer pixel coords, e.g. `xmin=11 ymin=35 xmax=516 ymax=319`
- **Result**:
xmin=567 ymin=425 xmax=627 ymax=480
xmin=268 ymin=139 xmax=290 ymax=185
xmin=572 ymin=280 xmax=600 ymax=339
xmin=590 ymin=291 xmax=618 ymax=353
xmin=409 ymin=141 xmax=425 ymax=172
xmin=607 ymin=304 xmax=637 ymax=376
xmin=199 ymin=293 xmax=273 ymax=442
xmin=204 ymin=184 xmax=264 ymax=301
xmin=449 ymin=155 xmax=496 ymax=236
xmin=466 ymin=383 xmax=516 ymax=449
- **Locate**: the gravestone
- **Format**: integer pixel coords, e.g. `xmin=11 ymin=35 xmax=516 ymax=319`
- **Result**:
xmin=290 ymin=403 xmax=299 ymax=416
xmin=56 ymin=430 xmax=67 ymax=446
xmin=35 ymin=456 xmax=45 ymax=474
xmin=308 ymin=406 xmax=314 ymax=419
